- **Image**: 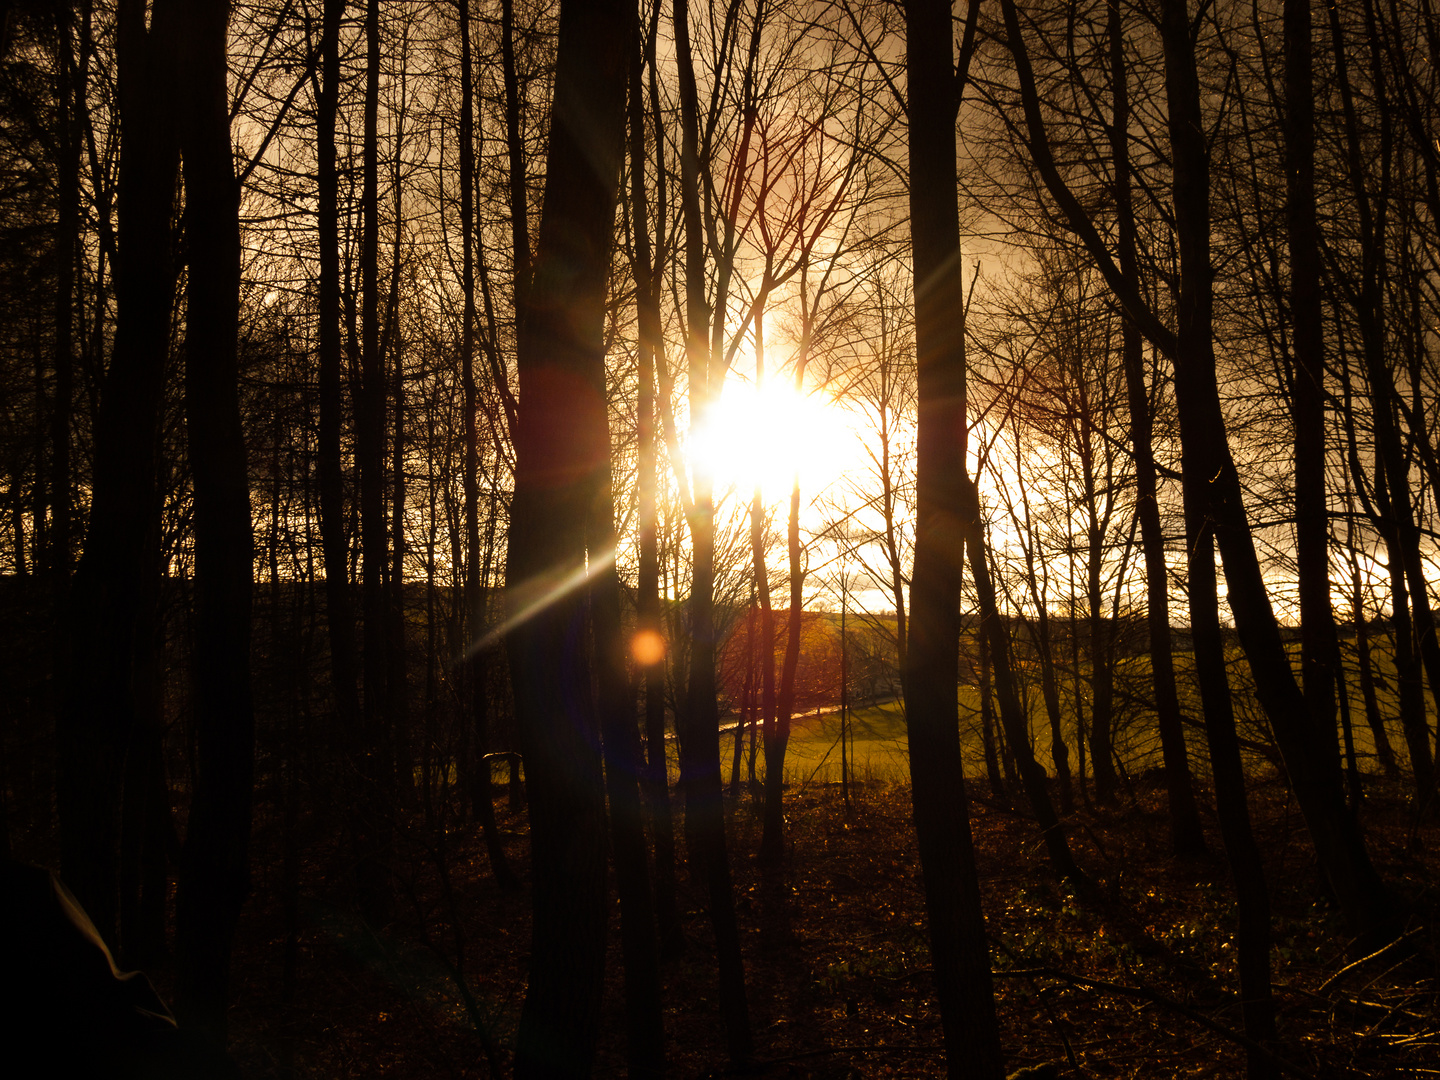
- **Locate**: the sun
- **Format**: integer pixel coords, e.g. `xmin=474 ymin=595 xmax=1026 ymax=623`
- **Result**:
xmin=689 ymin=373 xmax=848 ymax=507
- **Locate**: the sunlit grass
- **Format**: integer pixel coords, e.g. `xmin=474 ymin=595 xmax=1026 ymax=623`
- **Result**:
xmin=724 ymin=629 xmax=1431 ymax=788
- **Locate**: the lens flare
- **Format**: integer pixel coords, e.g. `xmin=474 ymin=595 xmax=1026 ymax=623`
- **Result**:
xmin=631 ymin=629 xmax=666 ymax=666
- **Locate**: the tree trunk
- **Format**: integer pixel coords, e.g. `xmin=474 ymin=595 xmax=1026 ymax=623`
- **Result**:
xmin=979 ymin=630 xmax=1004 ymax=797
xmin=58 ymin=0 xmax=179 ymax=947
xmin=1329 ymin=0 xmax=1435 ymax=804
xmin=1185 ymin=519 xmax=1279 ymax=1079
xmin=355 ymin=0 xmax=392 ymax=924
xmin=173 ymin=0 xmax=255 ymax=1045
xmin=673 ymin=0 xmax=752 ymax=1060
xmin=627 ymin=19 xmax=683 ymax=955
xmin=900 ymin=1 xmax=1003 ymax=1076
xmin=1285 ymin=0 xmax=1341 ymax=817
xmin=1156 ymin=0 xmax=1392 ymax=948
xmin=1346 ymin=520 xmax=1398 ymax=779
xmin=314 ymin=0 xmax=366 ymax=902
xmin=1108 ymin=0 xmax=1204 ymax=850
xmin=50 ymin=3 xmax=75 ymax=589
xmin=590 ymin=480 xmax=665 ymax=1080
xmin=459 ymin=0 xmax=517 ymax=892
xmin=507 ymin=0 xmax=629 ymax=1072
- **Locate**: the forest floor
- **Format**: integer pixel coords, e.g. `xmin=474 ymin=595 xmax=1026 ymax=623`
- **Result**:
xmin=218 ymin=769 xmax=1440 ymax=1079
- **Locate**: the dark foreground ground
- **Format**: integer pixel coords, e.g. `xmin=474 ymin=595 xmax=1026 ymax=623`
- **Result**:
xmin=210 ymin=772 xmax=1440 ymax=1078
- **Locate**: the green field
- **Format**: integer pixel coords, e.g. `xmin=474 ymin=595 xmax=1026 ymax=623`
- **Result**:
xmin=725 ymin=636 xmax=1431 ymax=789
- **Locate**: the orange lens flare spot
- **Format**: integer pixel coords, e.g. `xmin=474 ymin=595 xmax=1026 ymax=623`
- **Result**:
xmin=631 ymin=630 xmax=666 ymax=666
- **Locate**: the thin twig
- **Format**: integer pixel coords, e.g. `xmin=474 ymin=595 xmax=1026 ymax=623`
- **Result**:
xmin=1318 ymin=927 xmax=1425 ymax=994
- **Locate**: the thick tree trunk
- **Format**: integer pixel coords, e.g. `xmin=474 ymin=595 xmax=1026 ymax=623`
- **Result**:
xmin=172 ymin=0 xmax=255 ymax=1045
xmin=58 ymin=0 xmax=179 ymax=947
xmin=900 ymin=2 xmax=1003 ymax=1076
xmin=507 ymin=0 xmax=629 ymax=1073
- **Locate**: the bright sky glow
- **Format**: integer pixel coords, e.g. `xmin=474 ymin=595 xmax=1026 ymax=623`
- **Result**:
xmin=685 ymin=364 xmax=909 ymax=615
xmin=689 ymin=372 xmax=859 ymax=513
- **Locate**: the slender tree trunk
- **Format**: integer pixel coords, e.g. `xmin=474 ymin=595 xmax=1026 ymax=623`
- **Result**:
xmin=979 ymin=630 xmax=1004 ymax=797
xmin=502 ymin=0 xmax=530 ymax=304
xmin=966 ymin=506 xmax=1080 ymax=881
xmin=459 ymin=0 xmax=517 ymax=892
xmin=1285 ymin=0 xmax=1341 ymax=816
xmin=356 ymin=0 xmax=392 ymax=924
xmin=1346 ymin=513 xmax=1398 ymax=778
xmin=1086 ymin=517 xmax=1118 ymax=805
xmin=673 ymin=0 xmax=752 ymax=1060
xmin=1108 ymin=0 xmax=1204 ymax=852
xmin=173 ymin=0 xmax=255 ymax=1045
xmin=749 ymin=311 xmax=780 ymax=829
xmin=1034 ymin=613 xmax=1071 ymax=812
xmin=314 ymin=0 xmax=366 ymax=899
xmin=50 ymin=4 xmax=75 ymax=589
xmin=627 ymin=20 xmax=683 ymax=955
xmin=1186 ymin=519 xmax=1279 ymax=1080
xmin=1329 ymin=0 xmax=1435 ymax=803
xmin=761 ymin=467 xmax=800 ymax=863
xmin=384 ymin=125 xmax=408 ymax=801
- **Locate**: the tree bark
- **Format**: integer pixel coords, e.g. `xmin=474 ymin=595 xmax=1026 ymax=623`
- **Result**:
xmin=627 ymin=17 xmax=684 ymax=956
xmin=900 ymin=1 xmax=1003 ymax=1076
xmin=591 ymin=480 xmax=666 ymax=1080
xmin=1285 ymin=0 xmax=1340 ymax=807
xmin=458 ymin=0 xmax=517 ymax=892
xmin=354 ymin=0 xmax=392 ymax=925
xmin=313 ymin=0 xmax=374 ymax=933
xmin=507 ymin=0 xmax=629 ymax=1072
xmin=172 ymin=0 xmax=255 ymax=1045
xmin=58 ymin=0 xmax=179 ymax=948
xmin=1109 ymin=0 xmax=1204 ymax=853
xmin=673 ymin=0 xmax=753 ymax=1060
